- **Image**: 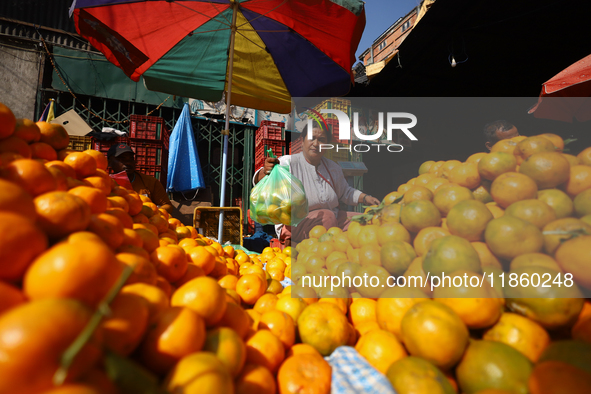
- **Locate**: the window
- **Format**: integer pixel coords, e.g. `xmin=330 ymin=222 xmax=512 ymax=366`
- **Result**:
xmin=378 ymin=40 xmax=387 ymax=50
xmin=402 ymin=20 xmax=411 ymax=32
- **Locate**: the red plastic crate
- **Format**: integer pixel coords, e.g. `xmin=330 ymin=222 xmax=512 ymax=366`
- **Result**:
xmin=92 ymin=137 xmax=130 ymax=155
xmin=129 ymin=141 xmax=167 ymax=167
xmin=255 ymin=125 xmax=284 ymax=144
xmin=290 ymin=139 xmax=302 ymax=154
xmin=135 ymin=164 xmax=167 ymax=187
xmin=130 ymin=115 xmax=167 ymax=141
xmin=326 ymin=118 xmax=350 ymax=144
xmin=260 ymin=120 xmax=284 ymax=128
xmin=255 ymin=138 xmax=286 ymax=171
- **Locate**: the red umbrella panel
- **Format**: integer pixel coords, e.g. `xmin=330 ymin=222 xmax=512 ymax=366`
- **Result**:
xmin=529 ymin=53 xmax=591 ymax=122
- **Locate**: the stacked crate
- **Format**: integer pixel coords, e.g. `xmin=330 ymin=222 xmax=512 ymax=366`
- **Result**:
xmin=128 ymin=115 xmax=170 ymax=186
xmin=92 ymin=115 xmax=170 ymax=186
xmin=67 ymin=135 xmax=93 ymax=152
xmin=254 ymin=120 xmax=286 ymax=171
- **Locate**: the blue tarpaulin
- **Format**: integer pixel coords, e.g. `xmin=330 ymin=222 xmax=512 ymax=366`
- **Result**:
xmin=167 ymin=103 xmax=205 ymax=193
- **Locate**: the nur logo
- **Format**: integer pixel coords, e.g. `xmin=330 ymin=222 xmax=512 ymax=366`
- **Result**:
xmin=304 ymin=108 xmax=418 ymax=153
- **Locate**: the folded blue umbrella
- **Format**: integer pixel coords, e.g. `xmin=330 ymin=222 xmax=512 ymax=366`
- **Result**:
xmin=167 ymin=103 xmax=205 ymax=193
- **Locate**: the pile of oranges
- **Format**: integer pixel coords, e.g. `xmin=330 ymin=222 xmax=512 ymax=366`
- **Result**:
xmin=1 ymin=97 xmax=590 ymax=394
xmin=0 ymin=101 xmax=330 ymax=394
xmin=288 ymin=132 xmax=591 ymax=393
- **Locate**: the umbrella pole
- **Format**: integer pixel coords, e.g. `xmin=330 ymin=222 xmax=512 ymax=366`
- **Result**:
xmin=218 ymin=0 xmax=239 ymax=244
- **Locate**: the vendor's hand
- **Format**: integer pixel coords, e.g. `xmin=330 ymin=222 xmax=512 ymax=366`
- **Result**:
xmin=363 ymin=195 xmax=381 ymax=206
xmin=263 ymin=157 xmax=280 ymax=176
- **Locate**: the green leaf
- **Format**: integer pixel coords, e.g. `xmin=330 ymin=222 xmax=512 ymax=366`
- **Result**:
xmin=104 ymin=350 xmax=168 ymax=394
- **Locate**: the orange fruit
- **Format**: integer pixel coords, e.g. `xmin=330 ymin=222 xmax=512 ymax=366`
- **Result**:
xmin=563 ymin=165 xmax=591 ymax=197
xmin=171 ymin=276 xmax=227 ymax=326
xmin=514 ymin=136 xmax=556 ymax=165
xmin=100 ymin=292 xmax=149 ymax=356
xmin=448 ymin=162 xmax=481 ymax=189
xmin=376 ymin=287 xmax=429 ymax=338
xmin=0 ymin=135 xmax=32 ymax=158
xmin=275 ymin=296 xmax=308 ymax=324
xmin=139 ymin=306 xmax=206 ymax=375
xmin=105 ymin=208 xmax=134 ymax=229
xmin=83 ymin=149 xmax=108 ymax=171
xmin=150 ymin=245 xmax=188 ymax=283
xmin=577 ymin=146 xmax=591 ymax=166
xmin=0 ymin=298 xmax=101 ymax=393
xmin=120 ymin=282 xmax=169 ymax=324
xmin=349 ymin=298 xmax=377 ymax=327
xmin=36 ymin=121 xmax=69 ymax=150
xmin=446 ymin=199 xmax=493 ymax=241
xmin=62 ymin=151 xmax=97 ymax=178
xmin=0 ymin=103 xmax=16 ymax=138
xmin=472 ymin=241 xmax=502 ymax=269
xmin=419 ymin=160 xmax=436 ymax=174
xmin=203 ymin=327 xmax=247 ymax=378
xmin=0 ymin=280 xmax=26 ymax=315
xmin=216 ymin=301 xmax=250 ymax=339
xmin=491 ymin=138 xmax=518 ymax=154
xmin=297 ymin=302 xmax=349 ymax=356
xmin=116 ymin=252 xmax=158 ymax=286
xmin=2 ymin=158 xmax=57 ymax=196
xmin=542 ymin=217 xmax=591 ymax=255
xmin=245 ymin=329 xmax=285 ymax=373
xmin=187 ymin=246 xmax=216 ymax=275
xmin=484 ymin=216 xmax=544 ymax=260
xmin=13 ymin=118 xmax=40 ymax=142
xmin=433 ymin=184 xmax=474 ymax=217
xmin=486 ymin=202 xmax=505 ymax=218
xmin=45 ymin=160 xmax=76 ymax=178
xmin=86 ymin=212 xmax=125 ymax=249
xmin=537 ymin=188 xmax=573 ymax=219
xmin=478 ymin=152 xmax=518 ymax=180
xmin=509 ymin=253 xmax=562 ymax=272
xmin=483 ymin=312 xmax=550 ymax=362
xmin=173 ymin=263 xmax=204 ymax=288
xmin=529 ymin=360 xmax=591 ymax=394
xmin=236 ymin=273 xmax=267 ymax=305
xmin=504 ymin=199 xmax=556 ymax=229
xmin=412 ymin=226 xmax=449 ymax=257
xmin=24 ymin=239 xmax=122 ymax=307
xmin=555 ymin=235 xmax=591 ymax=290
xmin=403 ymin=185 xmax=433 ymax=204
xmin=260 ymin=310 xmax=296 ymax=349
xmin=401 ymin=300 xmax=469 ymax=370
xmin=30 ymin=141 xmax=57 ymax=161
xmin=0 ymin=179 xmax=36 ymax=220
xmin=163 ymin=352 xmax=233 ymax=394
xmin=491 ymin=172 xmax=538 ymax=208
xmin=456 ymin=340 xmax=533 ymax=394
xmin=380 ymin=240 xmax=416 ymax=275
xmin=0 ymin=212 xmax=47 ymax=282
xmin=519 ymin=151 xmax=570 ymax=190
xmin=505 ymin=269 xmax=584 ymax=329
xmin=538 ymin=133 xmax=564 ymax=151
xmin=400 ymin=200 xmax=441 ymax=233
xmin=277 ymin=353 xmax=331 ymax=394
xmin=422 ymin=235 xmax=481 ymax=278
xmin=286 ymin=343 xmax=322 ymax=358
xmin=355 ymin=329 xmax=407 ymax=373
xmin=34 ymin=191 xmax=91 ymax=239
xmin=253 ymin=292 xmax=279 ymax=314
xmin=433 ymin=271 xmax=503 ymax=329
xmin=386 ymin=356 xmax=457 ymax=394
xmin=134 ymin=227 xmax=159 ymax=253
xmin=574 ymin=188 xmax=591 ymax=217
xmin=235 ymin=363 xmax=276 ymax=394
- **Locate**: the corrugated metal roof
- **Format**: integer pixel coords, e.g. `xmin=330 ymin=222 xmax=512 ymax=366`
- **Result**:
xmin=0 ymin=0 xmax=76 ymax=33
